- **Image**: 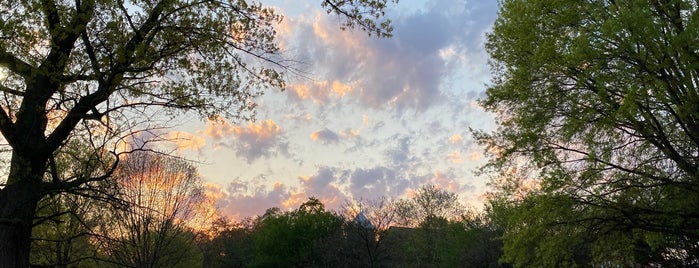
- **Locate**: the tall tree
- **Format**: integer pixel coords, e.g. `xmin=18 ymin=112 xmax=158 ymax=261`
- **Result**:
xmin=479 ymin=0 xmax=699 ymax=265
xmin=95 ymin=151 xmax=205 ymax=267
xmin=0 ymin=0 xmax=395 ymax=266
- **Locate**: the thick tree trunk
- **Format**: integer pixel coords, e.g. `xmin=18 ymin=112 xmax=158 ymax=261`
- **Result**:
xmin=0 ymin=163 xmax=46 ymax=268
xmin=0 ymin=169 xmax=41 ymax=267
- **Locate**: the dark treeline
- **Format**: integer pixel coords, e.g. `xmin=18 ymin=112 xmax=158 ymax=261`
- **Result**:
xmin=198 ymin=189 xmax=506 ymax=268
xmin=29 ymin=181 xmax=507 ymax=268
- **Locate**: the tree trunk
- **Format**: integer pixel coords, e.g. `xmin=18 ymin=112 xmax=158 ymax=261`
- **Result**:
xmin=0 ymin=177 xmax=40 ymax=268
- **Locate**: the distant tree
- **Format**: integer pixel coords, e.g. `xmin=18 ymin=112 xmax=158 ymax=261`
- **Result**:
xmin=252 ymin=198 xmax=344 ymax=268
xmin=456 ymin=210 xmax=508 ymax=268
xmin=394 ymin=185 xmax=462 ymax=228
xmin=199 ymin=217 xmax=255 ymax=268
xmin=341 ymin=197 xmax=397 ymax=268
xmin=479 ymin=0 xmax=699 ymax=266
xmin=0 ymin=0 xmax=396 ymax=265
xmin=95 ymin=151 xmax=205 ymax=267
xmin=391 ymin=185 xmax=464 ymax=267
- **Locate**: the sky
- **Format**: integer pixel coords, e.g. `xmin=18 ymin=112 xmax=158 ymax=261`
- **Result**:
xmin=167 ymin=0 xmax=500 ymax=220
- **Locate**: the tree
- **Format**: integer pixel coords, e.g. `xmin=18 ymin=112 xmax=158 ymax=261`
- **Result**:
xmin=0 ymin=0 xmax=395 ymax=266
xmin=28 ymin=138 xmax=116 ymax=267
xmin=251 ymin=198 xmax=345 ymax=268
xmin=30 ymin=193 xmax=103 ymax=268
xmin=198 ymin=217 xmax=255 ymax=268
xmin=479 ymin=0 xmax=699 ymax=265
xmin=394 ymin=185 xmax=462 ymax=228
xmin=341 ymin=197 xmax=397 ymax=268
xmin=95 ymin=151 xmax=205 ymax=267
xmin=391 ymin=185 xmax=464 ymax=267
xmin=453 ymin=211 xmax=507 ymax=268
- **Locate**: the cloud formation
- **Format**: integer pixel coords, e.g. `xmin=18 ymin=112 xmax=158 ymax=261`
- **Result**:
xmin=201 ymin=118 xmax=286 ymax=162
xmin=178 ymin=0 xmax=499 ymax=220
xmin=277 ymin=0 xmax=497 ymax=112
xmin=447 ymin=151 xmax=464 ymax=164
xmin=297 ymin=167 xmax=348 ymax=209
xmin=212 ymin=177 xmax=294 ymax=220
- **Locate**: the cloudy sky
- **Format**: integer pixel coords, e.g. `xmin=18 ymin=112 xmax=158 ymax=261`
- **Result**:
xmin=169 ymin=0 xmax=499 ymax=219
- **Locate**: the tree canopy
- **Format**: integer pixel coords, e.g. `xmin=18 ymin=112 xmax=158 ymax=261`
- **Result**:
xmin=480 ymin=0 xmax=699 ymax=266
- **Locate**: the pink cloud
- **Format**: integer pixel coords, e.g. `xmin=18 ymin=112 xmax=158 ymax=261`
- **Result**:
xmin=296 ymin=168 xmax=348 ymax=210
xmin=201 ymin=118 xmax=236 ymax=141
xmin=201 ymin=118 xmax=285 ymax=162
xmin=215 ymin=180 xmax=294 ymax=220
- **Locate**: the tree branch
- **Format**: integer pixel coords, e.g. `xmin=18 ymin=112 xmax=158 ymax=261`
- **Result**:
xmin=0 ymin=84 xmax=24 ymax=96
xmin=0 ymin=49 xmax=35 ymax=79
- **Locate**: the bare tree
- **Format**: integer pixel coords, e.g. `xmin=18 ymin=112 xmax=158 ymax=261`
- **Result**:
xmin=95 ymin=151 xmax=206 ymax=268
xmin=342 ymin=197 xmax=396 ymax=268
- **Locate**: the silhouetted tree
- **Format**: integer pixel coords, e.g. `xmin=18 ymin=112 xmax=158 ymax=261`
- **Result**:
xmin=95 ymin=151 xmax=205 ymax=267
xmin=252 ymin=198 xmax=344 ymax=268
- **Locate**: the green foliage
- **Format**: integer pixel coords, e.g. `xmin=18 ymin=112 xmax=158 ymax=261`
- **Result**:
xmin=481 ymin=0 xmax=699 ymax=266
xmin=197 ymin=192 xmax=507 ymax=268
xmin=200 ymin=218 xmax=255 ymax=268
xmin=387 ymin=185 xmax=506 ymax=267
xmin=251 ymin=197 xmax=344 ymax=268
xmin=31 ymin=194 xmax=102 ymax=267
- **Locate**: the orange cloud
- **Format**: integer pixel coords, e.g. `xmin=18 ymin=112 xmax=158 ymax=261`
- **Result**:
xmin=288 ymin=80 xmax=356 ymax=104
xmin=203 ymin=182 xmax=227 ymax=201
xmin=168 ymin=131 xmax=206 ymax=151
xmin=449 ymin=134 xmax=463 ymax=144
xmin=290 ymin=83 xmax=312 ymax=100
xmin=285 ymin=113 xmax=313 ymax=122
xmin=447 ymin=151 xmax=464 ymax=164
xmin=202 ymin=118 xmax=236 ymax=140
xmin=232 ymin=119 xmax=282 ymax=139
xmin=342 ymin=129 xmax=361 ymax=138
xmin=201 ymin=118 xmax=284 ymax=161
xmin=281 ymin=184 xmax=307 ymax=209
xmin=362 ymin=115 xmax=369 ymax=126
xmin=331 ymin=80 xmax=353 ymax=97
xmin=309 ymin=131 xmax=322 ymax=141
xmin=433 ymin=173 xmax=461 ymax=193
xmin=311 ymin=12 xmax=364 ymax=50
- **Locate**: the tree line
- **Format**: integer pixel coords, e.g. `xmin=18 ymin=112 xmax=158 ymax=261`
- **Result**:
xmin=29 ymin=152 xmax=505 ymax=268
